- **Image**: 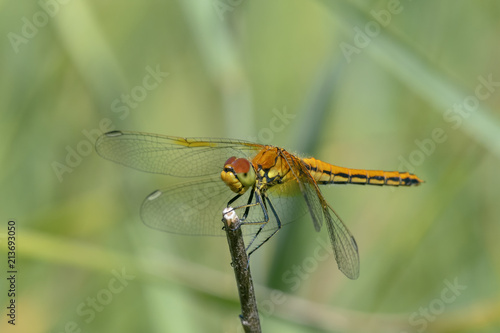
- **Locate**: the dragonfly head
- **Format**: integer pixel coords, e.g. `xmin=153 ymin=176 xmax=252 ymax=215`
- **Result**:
xmin=221 ymin=156 xmax=256 ymax=194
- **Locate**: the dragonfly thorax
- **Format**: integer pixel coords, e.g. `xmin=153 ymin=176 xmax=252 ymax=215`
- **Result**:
xmin=221 ymin=156 xmax=257 ymax=194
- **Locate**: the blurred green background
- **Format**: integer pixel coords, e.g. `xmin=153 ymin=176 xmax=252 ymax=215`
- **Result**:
xmin=1 ymin=0 xmax=500 ymax=332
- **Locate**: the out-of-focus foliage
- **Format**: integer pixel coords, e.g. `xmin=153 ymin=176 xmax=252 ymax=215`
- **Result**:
xmin=1 ymin=1 xmax=499 ymax=332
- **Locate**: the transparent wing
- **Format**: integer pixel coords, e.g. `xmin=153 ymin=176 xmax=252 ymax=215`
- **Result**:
xmin=140 ymin=177 xmax=235 ymax=235
xmin=283 ymin=153 xmax=324 ymax=231
xmin=140 ymin=174 xmax=309 ymax=251
xmin=324 ymin=205 xmax=360 ymax=280
xmin=283 ymin=153 xmax=360 ymax=280
xmin=95 ymin=130 xmax=262 ymax=177
xmin=140 ymin=177 xmax=294 ymax=237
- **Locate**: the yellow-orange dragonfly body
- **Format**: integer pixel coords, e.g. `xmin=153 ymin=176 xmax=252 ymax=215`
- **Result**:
xmin=96 ymin=131 xmax=423 ymax=279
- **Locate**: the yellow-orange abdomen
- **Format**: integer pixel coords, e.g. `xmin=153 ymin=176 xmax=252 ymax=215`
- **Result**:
xmin=302 ymin=157 xmax=423 ymax=186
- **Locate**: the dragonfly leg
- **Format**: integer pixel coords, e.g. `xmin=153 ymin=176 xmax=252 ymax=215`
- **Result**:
xmin=246 ymin=195 xmax=282 ymax=258
xmin=242 ymin=191 xmax=272 ymax=254
xmin=225 ymin=188 xmax=261 ymax=230
xmin=238 ymin=189 xmax=269 ymax=228
xmin=226 ymin=189 xmax=281 ymax=260
xmin=237 ymin=187 xmax=255 ymax=221
xmin=227 ymin=188 xmax=256 ymax=222
xmin=227 ymin=193 xmax=243 ymax=206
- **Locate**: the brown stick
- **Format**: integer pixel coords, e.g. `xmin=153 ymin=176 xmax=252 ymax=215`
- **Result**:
xmin=222 ymin=208 xmax=261 ymax=333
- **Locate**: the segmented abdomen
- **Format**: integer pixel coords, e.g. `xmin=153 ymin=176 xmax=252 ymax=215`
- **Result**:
xmin=302 ymin=157 xmax=423 ymax=186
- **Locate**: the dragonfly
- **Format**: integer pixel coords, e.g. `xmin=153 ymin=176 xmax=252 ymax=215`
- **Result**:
xmin=95 ymin=130 xmax=423 ymax=280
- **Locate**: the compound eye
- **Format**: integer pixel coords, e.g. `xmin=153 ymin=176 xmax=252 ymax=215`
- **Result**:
xmin=224 ymin=156 xmax=237 ymax=166
xmin=231 ymin=158 xmax=255 ymax=187
xmin=222 ymin=157 xmax=255 ymax=187
xmin=231 ymin=158 xmax=251 ymax=174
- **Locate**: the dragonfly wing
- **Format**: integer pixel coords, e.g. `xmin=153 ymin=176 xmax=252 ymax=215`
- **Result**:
xmin=264 ymin=179 xmax=310 ymax=226
xmin=141 ymin=177 xmax=267 ymax=237
xmin=282 ymin=154 xmax=324 ymax=231
xmin=283 ymin=153 xmax=360 ymax=279
xmin=95 ymin=130 xmax=262 ymax=177
xmin=141 ymin=177 xmax=235 ymax=235
xmin=324 ymin=205 xmax=360 ymax=280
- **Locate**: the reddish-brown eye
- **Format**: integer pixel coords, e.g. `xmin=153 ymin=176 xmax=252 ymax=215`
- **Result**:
xmin=232 ymin=158 xmax=251 ymax=173
xmin=224 ymin=156 xmax=237 ymax=166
